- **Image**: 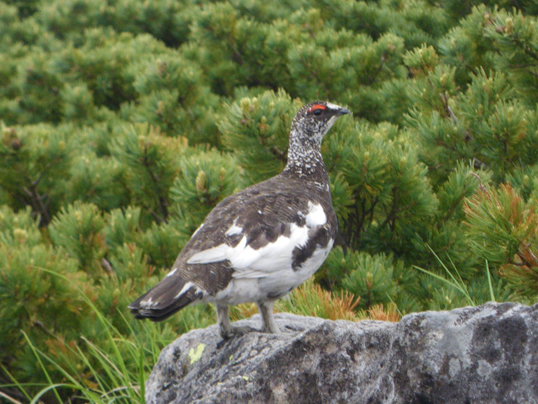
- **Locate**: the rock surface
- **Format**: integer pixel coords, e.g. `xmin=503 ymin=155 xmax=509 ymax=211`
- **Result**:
xmin=145 ymin=302 xmax=538 ymax=404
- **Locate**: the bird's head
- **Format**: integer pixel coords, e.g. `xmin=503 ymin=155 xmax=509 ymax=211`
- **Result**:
xmin=291 ymin=101 xmax=351 ymax=144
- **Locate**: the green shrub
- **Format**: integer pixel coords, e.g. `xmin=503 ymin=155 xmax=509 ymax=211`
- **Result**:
xmin=2 ymin=1 xmax=538 ymax=401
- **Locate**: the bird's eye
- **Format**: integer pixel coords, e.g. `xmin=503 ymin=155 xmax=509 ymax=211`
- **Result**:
xmin=313 ymin=109 xmax=322 ymax=116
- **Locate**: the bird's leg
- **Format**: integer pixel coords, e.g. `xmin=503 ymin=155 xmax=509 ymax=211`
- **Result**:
xmin=216 ymin=304 xmax=256 ymax=339
xmin=257 ymin=300 xmax=280 ymax=334
xmin=217 ymin=304 xmax=234 ymax=339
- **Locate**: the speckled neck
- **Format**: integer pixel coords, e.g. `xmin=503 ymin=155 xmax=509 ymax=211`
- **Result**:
xmin=283 ymin=129 xmax=328 ymax=181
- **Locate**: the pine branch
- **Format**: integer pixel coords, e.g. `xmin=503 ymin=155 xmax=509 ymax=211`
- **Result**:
xmin=33 ymin=320 xmax=56 ymax=339
xmin=438 ymin=193 xmax=466 ymax=226
xmin=381 ymin=186 xmax=401 ymax=231
xmin=270 ymin=145 xmax=287 ymax=163
xmin=365 ymin=54 xmax=386 ymax=86
xmin=141 ymin=153 xmax=169 ymax=224
xmin=22 ymin=184 xmax=51 ymax=226
xmin=101 ymin=257 xmax=113 ymax=274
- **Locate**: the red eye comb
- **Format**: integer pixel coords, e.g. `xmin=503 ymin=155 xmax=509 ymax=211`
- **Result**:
xmin=307 ymin=104 xmax=327 ymax=114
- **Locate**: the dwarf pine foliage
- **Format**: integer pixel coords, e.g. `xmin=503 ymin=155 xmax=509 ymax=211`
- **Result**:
xmin=2 ymin=0 xmax=538 ymax=402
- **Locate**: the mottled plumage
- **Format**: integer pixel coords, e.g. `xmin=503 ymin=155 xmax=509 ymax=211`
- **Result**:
xmin=129 ymin=101 xmax=350 ymax=338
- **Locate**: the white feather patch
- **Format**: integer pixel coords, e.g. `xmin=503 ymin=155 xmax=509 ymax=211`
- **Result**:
xmin=207 ymin=238 xmax=335 ymax=306
xmin=325 ymin=102 xmax=340 ymax=110
xmin=305 ymin=202 xmax=326 ymax=226
xmin=166 ymin=268 xmax=178 ymax=277
xmin=225 ymin=219 xmax=242 ymax=236
xmin=174 ymin=281 xmax=205 ymax=299
xmin=175 ymin=282 xmax=194 ymax=299
xmin=192 ymin=223 xmax=204 ymax=237
xmin=140 ymin=297 xmax=158 ymax=308
xmin=187 ymin=241 xmax=236 ymax=264
xmin=187 ymin=203 xmax=326 ymax=279
xmin=187 ymin=223 xmax=310 ymax=277
xmin=234 ymin=223 xmax=309 ymax=272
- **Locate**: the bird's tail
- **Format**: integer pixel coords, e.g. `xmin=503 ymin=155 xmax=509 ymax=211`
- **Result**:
xmin=128 ymin=274 xmax=204 ymax=322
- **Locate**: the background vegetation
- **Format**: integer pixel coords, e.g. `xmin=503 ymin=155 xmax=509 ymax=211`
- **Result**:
xmin=2 ymin=0 xmax=538 ymax=402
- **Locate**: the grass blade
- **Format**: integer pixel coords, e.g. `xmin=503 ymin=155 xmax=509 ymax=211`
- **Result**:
xmin=485 ymin=260 xmax=496 ymax=302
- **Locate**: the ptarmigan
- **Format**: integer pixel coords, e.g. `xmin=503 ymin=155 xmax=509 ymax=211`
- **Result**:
xmin=129 ymin=101 xmax=350 ymax=339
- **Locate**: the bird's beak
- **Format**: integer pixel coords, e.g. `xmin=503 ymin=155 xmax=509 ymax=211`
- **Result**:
xmin=338 ymin=108 xmax=351 ymax=116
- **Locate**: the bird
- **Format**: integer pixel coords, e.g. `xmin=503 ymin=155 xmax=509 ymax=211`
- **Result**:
xmin=129 ymin=100 xmax=350 ymax=339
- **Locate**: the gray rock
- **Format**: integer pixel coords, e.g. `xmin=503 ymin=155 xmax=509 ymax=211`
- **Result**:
xmin=145 ymin=302 xmax=538 ymax=404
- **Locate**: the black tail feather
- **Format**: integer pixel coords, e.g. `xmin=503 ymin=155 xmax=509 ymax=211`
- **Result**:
xmin=128 ymin=275 xmax=204 ymax=322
